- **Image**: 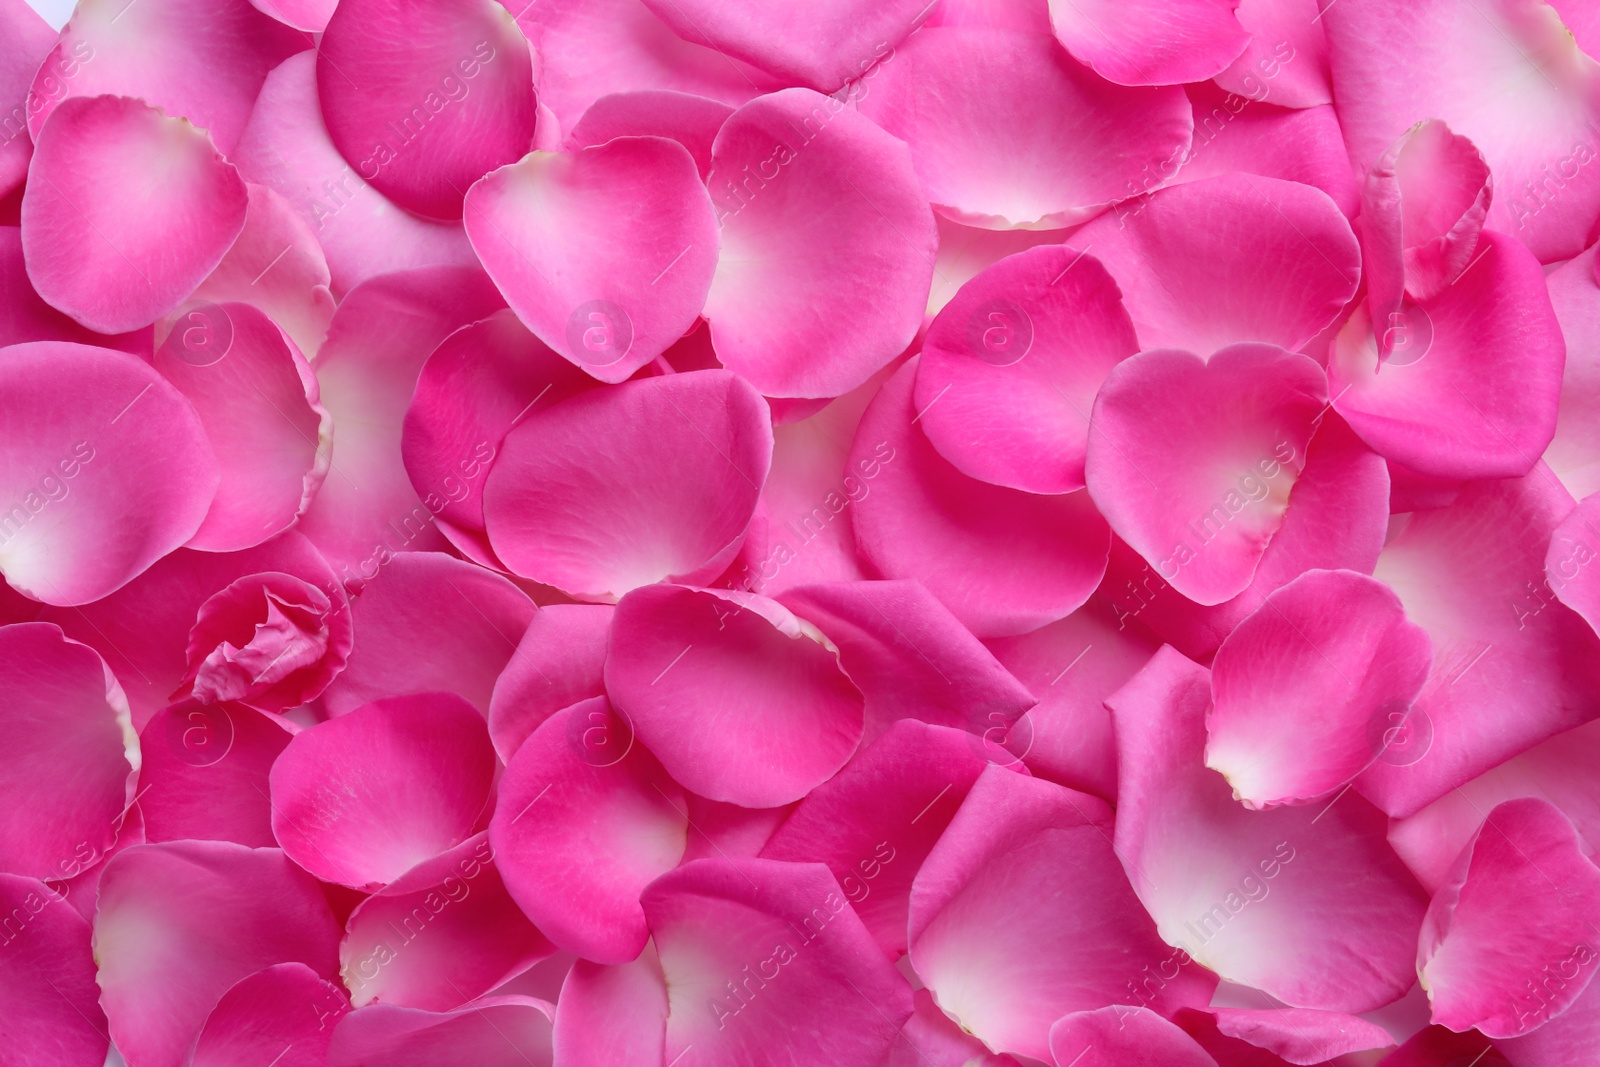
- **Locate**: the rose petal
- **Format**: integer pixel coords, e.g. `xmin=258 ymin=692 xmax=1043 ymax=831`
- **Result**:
xmin=1048 ymin=1005 xmax=1219 ymax=1067
xmin=188 ymin=963 xmax=351 ymax=1067
xmin=0 ymin=873 xmax=109 ymax=1067
xmin=487 ymin=604 xmax=612 ymax=763
xmin=328 ymin=997 xmax=555 ymax=1067
xmin=138 ymin=700 xmax=293 ymax=848
xmin=566 ymin=90 xmax=733 ymax=180
xmin=1048 ymin=0 xmax=1250 ymax=86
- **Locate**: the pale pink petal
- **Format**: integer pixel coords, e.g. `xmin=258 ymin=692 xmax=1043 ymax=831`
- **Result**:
xmin=552 ymin=950 xmax=669 ymax=1067
xmin=483 ymin=370 xmax=772 ymax=599
xmin=489 ymin=699 xmax=687 ymax=963
xmin=94 ymin=841 xmax=340 ymax=1067
xmin=642 ymin=858 xmax=914 ymax=1065
xmin=1179 ymin=1006 xmax=1396 ymax=1064
xmin=328 ymin=997 xmax=555 ymax=1067
xmin=1213 ymin=0 xmax=1332 ymax=107
xmin=1048 ymin=1005 xmax=1219 ymax=1067
xmin=1048 ymin=0 xmax=1250 ymax=85
xmin=1545 ymin=243 xmax=1600 ymax=499
xmin=1071 ymin=173 xmax=1360 ymax=354
xmin=851 ymin=358 xmax=1111 ymax=636
xmin=269 ymin=692 xmax=497 ymax=888
xmin=705 ymin=89 xmax=937 ymax=399
xmin=0 ymin=0 xmax=54 ymax=198
xmin=928 ymin=213 xmax=1068 ymax=316
xmin=0 ymin=874 xmax=109 ymax=1067
xmin=342 ymin=833 xmax=555 ymax=1010
xmin=909 ymin=765 xmax=1217 ymax=1060
xmin=188 ymin=963 xmax=351 ymax=1067
xmin=487 ymin=604 xmax=612 ymax=763
xmin=1085 ymin=343 xmax=1328 ymax=606
xmin=464 ymin=137 xmax=718 ymax=382
xmin=1106 ymin=646 xmax=1429 ymax=1011
xmin=567 ymin=90 xmax=734 ymax=180
xmin=23 ymin=95 xmax=248 ymax=334
xmin=0 ymin=341 xmax=219 ymax=605
xmin=138 ymin=700 xmax=293 ymax=848
xmin=606 ymin=584 xmax=864 ymax=807
xmin=859 ymin=28 xmax=1193 ymax=229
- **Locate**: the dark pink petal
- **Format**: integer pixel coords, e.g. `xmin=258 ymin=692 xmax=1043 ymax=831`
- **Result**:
xmin=1213 ymin=0 xmax=1332 ymax=108
xmin=0 ymin=623 xmax=131 ymax=878
xmin=851 ymin=358 xmax=1110 ymax=636
xmin=909 ymin=765 xmax=1217 ymax=1060
xmin=0 ymin=874 xmax=108 ymax=1067
xmin=0 ymin=341 xmax=219 ymax=605
xmin=342 ymin=833 xmax=554 ymax=1010
xmin=1420 ymin=798 xmax=1600 ymax=1037
xmin=236 ymin=53 xmax=480 ymax=294
xmin=567 ymin=90 xmax=733 ymax=180
xmin=487 ymin=604 xmax=612 ymax=763
xmin=1207 ymin=569 xmax=1433 ymax=807
xmin=1085 ymin=344 xmax=1328 ymax=606
xmin=1048 ymin=1006 xmax=1218 ymax=1067
xmin=1545 ymin=242 xmax=1600 ymax=500
xmin=1357 ymin=467 xmax=1600 ymax=817
xmin=317 ymin=0 xmax=537 ymax=220
xmin=552 ymin=950 xmax=669 ymax=1067
xmin=294 ymin=266 xmax=505 ymax=585
xmin=319 ymin=552 xmax=534 ymax=717
xmin=1107 ymin=646 xmax=1429 ymax=1011
xmin=23 ymin=95 xmax=248 ymax=334
xmin=1072 ymin=173 xmax=1360 ymax=354
xmin=1383 ymin=1026 xmax=1507 ymax=1067
xmin=0 ymin=227 xmax=153 ymax=353
xmin=1323 ymin=0 xmax=1600 ymax=262
xmin=484 ymin=370 xmax=771 ymax=599
xmin=269 ymin=692 xmax=497 ymax=888
xmin=25 ymin=0 xmax=306 ymax=156
xmin=94 ymin=841 xmax=340 ymax=1067
xmin=679 ymin=795 xmax=791 ymax=862
xmin=761 ymin=719 xmax=994 ymax=956
xmin=464 ymin=137 xmax=718 ymax=382
xmin=1048 ymin=0 xmax=1250 ymax=85
xmin=1179 ymin=1006 xmax=1395 ymax=1064
xmin=188 ymin=963 xmax=350 ymax=1067
xmin=913 ymin=244 xmax=1138 ymax=494
xmin=0 ymin=0 xmax=54 ymax=198
xmin=705 ymin=89 xmax=937 ymax=399
xmin=328 ymin=997 xmax=554 ymax=1067
xmin=607 ymin=584 xmax=864 ymax=806
xmin=859 ymin=28 xmax=1193 ymax=229
xmin=777 ymin=579 xmax=1036 ymax=744
xmin=1552 ymin=491 xmax=1600 ymax=638
xmin=489 ymin=699 xmax=687 ymax=963
xmin=638 ymin=0 xmax=929 ymax=90
xmin=642 ymin=858 xmax=914 ymax=1065
xmin=138 ymin=700 xmax=293 ymax=847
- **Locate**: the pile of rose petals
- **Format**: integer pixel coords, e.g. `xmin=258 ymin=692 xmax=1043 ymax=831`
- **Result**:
xmin=5 ymin=0 xmax=1600 ymax=1064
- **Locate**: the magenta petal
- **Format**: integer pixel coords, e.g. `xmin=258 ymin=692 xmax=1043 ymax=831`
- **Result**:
xmin=269 ymin=692 xmax=497 ymax=888
xmin=138 ymin=701 xmax=293 ymax=848
xmin=464 ymin=137 xmax=719 ymax=382
xmin=328 ymin=997 xmax=555 ymax=1067
xmin=489 ymin=699 xmax=687 ymax=963
xmin=0 ymin=0 xmax=54 ymax=199
xmin=1180 ymin=1006 xmax=1396 ymax=1064
xmin=487 ymin=604 xmax=612 ymax=763
xmin=0 ymin=342 xmax=219 ymax=605
xmin=342 ymin=833 xmax=554 ymax=1010
xmin=317 ymin=0 xmax=538 ymax=220
xmin=642 ymin=858 xmax=914 ymax=1065
xmin=0 ymin=874 xmax=108 ymax=1067
xmin=909 ymin=765 xmax=1217 ymax=1060
xmin=851 ymin=358 xmax=1111 ymax=636
xmin=607 ymin=584 xmax=864 ymax=806
xmin=1212 ymin=0 xmax=1332 ymax=108
xmin=1048 ymin=1006 xmax=1218 ymax=1067
xmin=1048 ymin=0 xmax=1250 ymax=86
xmin=483 ymin=370 xmax=772 ymax=599
xmin=0 ymin=226 xmax=153 ymax=353
xmin=1551 ymin=491 xmax=1600 ymax=638
xmin=188 ymin=963 xmax=351 ymax=1067
xmin=705 ymin=89 xmax=937 ymax=399
xmin=566 ymin=90 xmax=733 ymax=180
xmin=94 ymin=841 xmax=340 ymax=1067
xmin=552 ymin=951 xmax=669 ymax=1067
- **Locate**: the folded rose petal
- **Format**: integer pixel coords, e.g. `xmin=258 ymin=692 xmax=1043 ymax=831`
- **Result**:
xmin=607 ymin=584 xmax=863 ymax=806
xmin=94 ymin=841 xmax=340 ymax=1067
xmin=488 ymin=699 xmax=686 ymax=963
xmin=328 ymin=997 xmax=555 ymax=1067
xmin=317 ymin=0 xmax=538 ymax=220
xmin=1107 ymin=646 xmax=1429 ymax=1011
xmin=705 ymin=89 xmax=937 ymax=399
xmin=0 ymin=341 xmax=219 ymax=605
xmin=0 ymin=0 xmax=54 ymax=198
xmin=0 ymin=874 xmax=109 ymax=1067
xmin=913 ymin=244 xmax=1139 ymax=494
xmin=342 ymin=833 xmax=554 ymax=1010
xmin=1421 ymin=798 xmax=1600 ymax=1037
xmin=188 ymin=963 xmax=351 ymax=1067
xmin=1047 ymin=0 xmax=1250 ymax=86
xmin=1213 ymin=0 xmax=1332 ymax=107
xmin=1086 ymin=343 xmax=1327 ymax=606
xmin=1207 ymin=569 xmax=1433 ymax=807
xmin=465 ymin=137 xmax=718 ymax=382
xmin=566 ymin=90 xmax=733 ymax=180
xmin=26 ymin=0 xmax=306 ymax=156
xmin=1544 ymin=243 xmax=1600 ymax=500
xmin=1072 ymin=173 xmax=1360 ymax=354
xmin=484 ymin=370 xmax=771 ymax=599
xmin=269 ymin=692 xmax=497 ymax=888
xmin=236 ymin=53 xmax=482 ymax=294
xmin=859 ymin=28 xmax=1193 ymax=229
xmin=851 ymin=358 xmax=1111 ymax=636
xmin=1048 ymin=1005 xmax=1218 ymax=1067
xmin=1176 ymin=1006 xmax=1395 ymax=1064
xmin=551 ymin=950 xmax=669 ymax=1067
xmin=487 ymin=604 xmax=612 ymax=762
xmin=642 ymin=858 xmax=914 ymax=1066
xmin=137 ymin=701 xmax=293 ymax=848
xmin=909 ymin=765 xmax=1217 ymax=1061
xmin=23 ymin=95 xmax=248 ymax=334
